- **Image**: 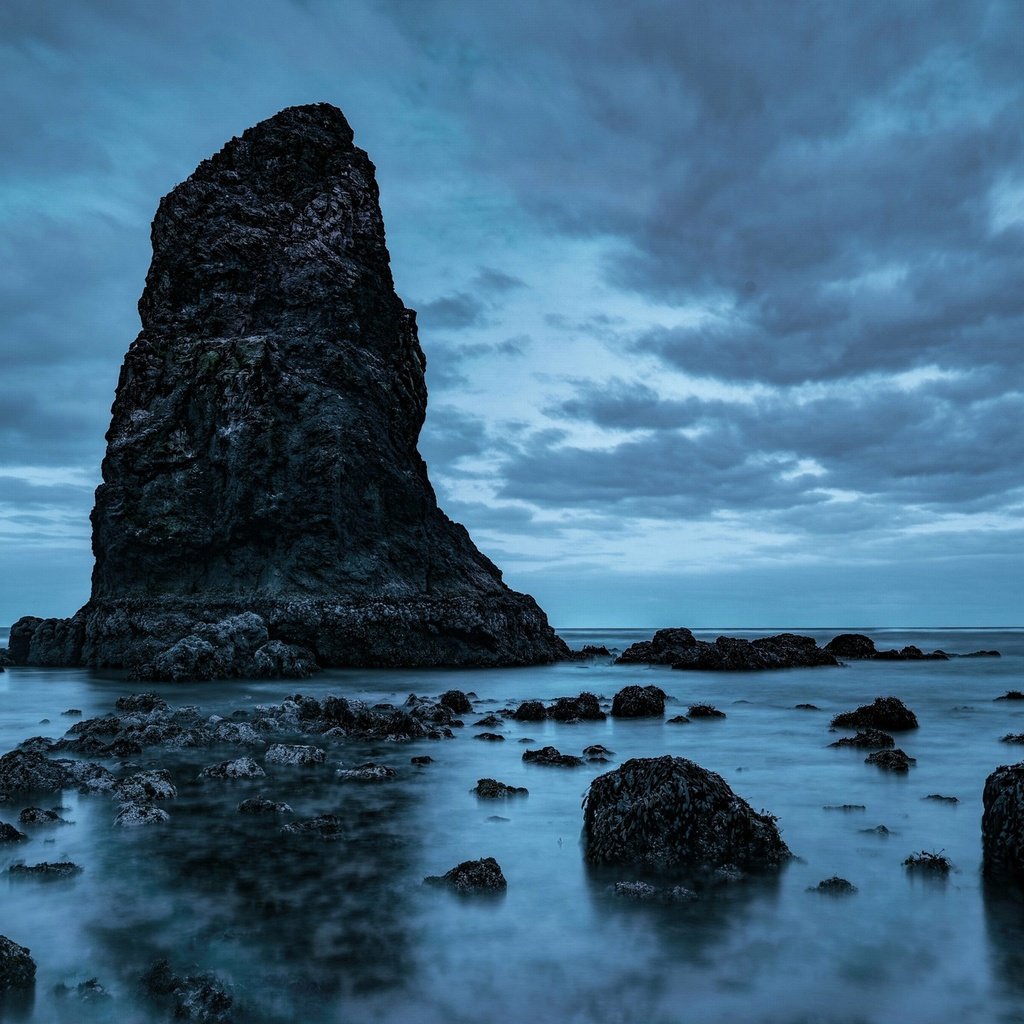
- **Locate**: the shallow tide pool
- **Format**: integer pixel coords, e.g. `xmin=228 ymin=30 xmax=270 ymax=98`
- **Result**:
xmin=1 ymin=627 xmax=1024 ymax=1023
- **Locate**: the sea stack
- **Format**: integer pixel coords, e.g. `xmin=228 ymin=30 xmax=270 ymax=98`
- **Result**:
xmin=13 ymin=103 xmax=568 ymax=674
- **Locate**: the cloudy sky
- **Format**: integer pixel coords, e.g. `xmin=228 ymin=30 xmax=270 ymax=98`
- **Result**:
xmin=2 ymin=0 xmax=1022 ymax=628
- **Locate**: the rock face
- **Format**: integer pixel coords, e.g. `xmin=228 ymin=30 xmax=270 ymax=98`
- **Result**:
xmin=583 ymin=756 xmax=791 ymax=873
xmin=11 ymin=103 xmax=567 ymax=674
xmin=617 ymin=628 xmax=837 ymax=670
xmin=983 ymin=762 xmax=1024 ymax=884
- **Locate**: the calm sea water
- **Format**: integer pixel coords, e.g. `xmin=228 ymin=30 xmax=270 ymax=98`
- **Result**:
xmin=1 ymin=626 xmax=1023 ymax=1023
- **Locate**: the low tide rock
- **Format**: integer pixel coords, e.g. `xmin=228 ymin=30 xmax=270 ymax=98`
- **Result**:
xmin=474 ymin=732 xmax=505 ymax=742
xmin=865 ymin=748 xmax=916 ymax=772
xmin=522 ymin=746 xmax=584 ymax=768
xmin=0 ymin=822 xmax=27 ymax=842
xmin=688 ymin=704 xmax=725 ymax=720
xmin=439 ymin=690 xmax=473 ymax=714
xmin=475 ymin=715 xmax=504 ymax=728
xmin=611 ymin=685 xmax=666 ymax=718
xmin=808 ymin=876 xmax=857 ymax=894
xmin=199 ymin=757 xmax=265 ymax=780
xmin=513 ymin=701 xmax=547 ymax=722
xmin=829 ymin=729 xmax=895 ymax=749
xmin=583 ymin=755 xmax=791 ymax=873
xmin=472 ymin=778 xmax=528 ymax=799
xmin=264 ymin=744 xmax=326 ymax=766
xmin=237 ymin=797 xmax=293 ymax=814
xmin=831 ymin=697 xmax=918 ymax=732
xmin=411 ymin=756 xmax=433 ymax=766
xmin=424 ymin=857 xmax=507 ymax=894
xmin=280 ymin=814 xmax=344 ymax=840
xmin=549 ymin=692 xmax=605 ymax=722
xmin=0 ymin=935 xmax=36 ymax=992
xmin=667 ymin=715 xmax=691 ymax=724
xmin=336 ymin=762 xmax=396 ymax=781
xmin=115 ymin=803 xmax=170 ymax=827
xmin=113 ymin=769 xmax=177 ymax=803
xmin=983 ymin=762 xmax=1024 ymax=883
xmin=8 ymin=861 xmax=83 ymax=880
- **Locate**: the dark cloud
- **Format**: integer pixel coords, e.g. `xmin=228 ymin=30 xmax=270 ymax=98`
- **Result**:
xmin=417 ymin=292 xmax=488 ymax=330
xmin=473 ymin=267 xmax=526 ymax=293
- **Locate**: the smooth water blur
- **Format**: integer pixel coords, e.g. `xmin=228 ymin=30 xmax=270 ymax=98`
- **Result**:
xmin=1 ymin=627 xmax=1024 ymax=1023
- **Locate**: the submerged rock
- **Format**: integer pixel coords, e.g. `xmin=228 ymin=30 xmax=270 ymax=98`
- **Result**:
xmin=612 ymin=880 xmax=698 ymax=902
xmin=0 ymin=935 xmax=36 ymax=992
xmin=474 ymin=732 xmax=505 ymax=742
xmin=8 ymin=861 xmax=83 ymax=880
xmin=472 ymin=778 xmax=528 ymax=799
xmin=424 ymin=857 xmax=507 ymax=894
xmin=995 ymin=691 xmax=1024 ymax=702
xmin=611 ymin=685 xmax=666 ymax=718
xmin=903 ymin=850 xmax=952 ymax=874
xmin=865 ymin=748 xmax=916 ymax=772
xmin=237 ymin=797 xmax=293 ymax=815
xmin=522 ymin=746 xmax=584 ymax=768
xmin=828 ymin=729 xmax=895 ymax=749
xmin=17 ymin=807 xmax=66 ymax=825
xmin=831 ymin=697 xmax=918 ymax=732
xmin=583 ymin=755 xmax=791 ymax=873
xmin=15 ymin=104 xmax=567 ymax=677
xmin=808 ymin=876 xmax=857 ymax=894
xmin=983 ymin=762 xmax=1024 ymax=883
xmin=280 ymin=814 xmax=344 ymax=840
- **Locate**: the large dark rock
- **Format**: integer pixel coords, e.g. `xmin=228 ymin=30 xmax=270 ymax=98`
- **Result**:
xmin=618 ymin=628 xmax=837 ymax=671
xmin=824 ymin=633 xmax=877 ymax=659
xmin=583 ymin=756 xmax=791 ymax=873
xmin=11 ymin=103 xmax=568 ymax=675
xmin=983 ymin=762 xmax=1024 ymax=884
xmin=0 ymin=935 xmax=36 ymax=992
xmin=831 ymin=697 xmax=918 ymax=732
xmin=611 ymin=685 xmax=666 ymax=718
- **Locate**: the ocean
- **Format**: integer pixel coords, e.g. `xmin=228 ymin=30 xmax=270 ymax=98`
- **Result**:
xmin=1 ymin=626 xmax=1022 ymax=1023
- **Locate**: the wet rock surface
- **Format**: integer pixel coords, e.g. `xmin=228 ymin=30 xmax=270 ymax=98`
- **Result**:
xmin=983 ymin=762 xmax=1024 ymax=883
xmin=583 ymin=755 xmax=791 ymax=874
xmin=10 ymin=104 xmax=567 ymax=676
xmin=424 ymin=857 xmax=507 ymax=894
xmin=0 ymin=935 xmax=36 ymax=992
xmin=336 ymin=762 xmax=397 ymax=781
xmin=264 ymin=743 xmax=326 ymax=766
xmin=0 ymin=822 xmax=27 ymax=842
xmin=831 ymin=697 xmax=919 ymax=732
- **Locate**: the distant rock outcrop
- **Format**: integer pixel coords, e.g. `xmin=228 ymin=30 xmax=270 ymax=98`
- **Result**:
xmin=9 ymin=103 xmax=567 ymax=675
xmin=617 ymin=628 xmax=837 ymax=671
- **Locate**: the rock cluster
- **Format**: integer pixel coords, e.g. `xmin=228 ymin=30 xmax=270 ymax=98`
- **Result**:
xmin=617 ymin=628 xmax=837 ymax=670
xmin=9 ymin=103 xmax=568 ymax=676
xmin=582 ymin=755 xmax=791 ymax=873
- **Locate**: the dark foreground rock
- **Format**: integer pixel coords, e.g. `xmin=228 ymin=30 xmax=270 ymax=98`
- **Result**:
xmin=617 ymin=628 xmax=837 ymax=670
xmin=0 ymin=936 xmax=36 ymax=992
xmin=611 ymin=686 xmax=666 ymax=718
xmin=11 ymin=103 xmax=568 ymax=677
xmin=142 ymin=959 xmax=233 ymax=1023
xmin=582 ymin=755 xmax=791 ymax=874
xmin=424 ymin=857 xmax=507 ymax=894
xmin=983 ymin=762 xmax=1024 ymax=884
xmin=831 ymin=697 xmax=918 ymax=732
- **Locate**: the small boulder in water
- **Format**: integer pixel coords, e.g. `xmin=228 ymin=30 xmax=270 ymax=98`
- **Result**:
xmin=522 ymin=746 xmax=584 ymax=768
xmin=995 ymin=691 xmax=1024 ymax=702
xmin=903 ymin=850 xmax=952 ymax=874
xmin=114 ymin=803 xmax=170 ymax=827
xmin=583 ymin=755 xmax=791 ymax=873
xmin=688 ymin=703 xmax=725 ymax=719
xmin=611 ymin=685 xmax=666 ymax=718
xmin=424 ymin=856 xmax=507 ymax=894
xmin=264 ymin=744 xmax=326 ymax=766
xmin=336 ymin=762 xmax=396 ymax=782
xmin=612 ymin=880 xmax=698 ymax=902
xmin=0 ymin=935 xmax=36 ymax=992
xmin=824 ymin=634 xmax=877 ymax=659
xmin=808 ymin=876 xmax=857 ymax=894
xmin=8 ymin=861 xmax=82 ymax=880
xmin=113 ymin=769 xmax=177 ymax=803
xmin=831 ymin=697 xmax=918 ymax=732
xmin=0 ymin=822 xmax=27 ymax=843
xmin=513 ymin=701 xmax=547 ymax=722
xmin=280 ymin=814 xmax=344 ymax=840
xmin=472 ymin=778 xmax=527 ymax=799
xmin=829 ymin=729 xmax=895 ymax=749
xmin=237 ymin=797 xmax=293 ymax=814
xmin=865 ymin=749 xmax=916 ymax=772
xmin=115 ymin=693 xmax=167 ymax=713
xmin=439 ymin=690 xmax=473 ymax=714
xmin=474 ymin=732 xmax=505 ymax=742
xmin=141 ymin=959 xmax=233 ymax=1023
xmin=549 ymin=692 xmax=605 ymax=722
xmin=17 ymin=807 xmax=66 ymax=826
xmin=198 ymin=757 xmax=265 ymax=780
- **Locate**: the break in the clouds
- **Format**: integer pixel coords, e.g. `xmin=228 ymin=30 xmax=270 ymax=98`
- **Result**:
xmin=1 ymin=0 xmax=1021 ymax=626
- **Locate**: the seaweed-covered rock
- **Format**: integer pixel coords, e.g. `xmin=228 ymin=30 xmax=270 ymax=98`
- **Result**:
xmin=687 ymin=703 xmax=725 ymax=719
xmin=808 ymin=876 xmax=857 ymax=894
xmin=828 ymin=729 xmax=895 ymax=749
xmin=549 ymin=692 xmax=605 ymax=722
xmin=983 ymin=762 xmax=1024 ymax=882
xmin=824 ymin=634 xmax=877 ymax=659
xmin=237 ymin=797 xmax=293 ymax=815
xmin=264 ymin=744 xmax=326 ymax=766
xmin=831 ymin=697 xmax=918 ymax=732
xmin=114 ymin=803 xmax=170 ymax=827
xmin=439 ymin=690 xmax=473 ymax=714
xmin=865 ymin=748 xmax=916 ymax=772
xmin=472 ymin=778 xmax=528 ymax=799
xmin=0 ymin=935 xmax=36 ymax=992
xmin=280 ymin=814 xmax=344 ymax=840
xmin=198 ymin=757 xmax=265 ymax=780
xmin=583 ymin=744 xmax=614 ymax=758
xmin=611 ymin=685 xmax=665 ymax=718
xmin=903 ymin=850 xmax=952 ymax=873
xmin=8 ymin=861 xmax=83 ymax=880
xmin=522 ymin=746 xmax=584 ymax=768
xmin=582 ymin=755 xmax=791 ymax=873
xmin=112 ymin=769 xmax=177 ymax=803
xmin=513 ymin=701 xmax=547 ymax=722
xmin=424 ymin=857 xmax=506 ymax=894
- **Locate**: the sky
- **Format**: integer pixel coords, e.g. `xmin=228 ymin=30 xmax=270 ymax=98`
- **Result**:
xmin=1 ymin=0 xmax=1022 ymax=629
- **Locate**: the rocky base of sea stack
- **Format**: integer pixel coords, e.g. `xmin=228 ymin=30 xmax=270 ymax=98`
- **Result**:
xmin=9 ymin=595 xmax=570 ymax=674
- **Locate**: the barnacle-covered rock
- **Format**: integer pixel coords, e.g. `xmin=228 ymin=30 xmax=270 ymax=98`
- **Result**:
xmin=582 ymin=755 xmax=791 ymax=873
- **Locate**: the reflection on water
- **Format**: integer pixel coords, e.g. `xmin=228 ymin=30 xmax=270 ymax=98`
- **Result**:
xmin=0 ymin=627 xmax=1023 ymax=1021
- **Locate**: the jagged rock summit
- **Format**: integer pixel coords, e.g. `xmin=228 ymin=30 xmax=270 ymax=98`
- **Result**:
xmin=12 ymin=103 xmax=568 ymax=674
